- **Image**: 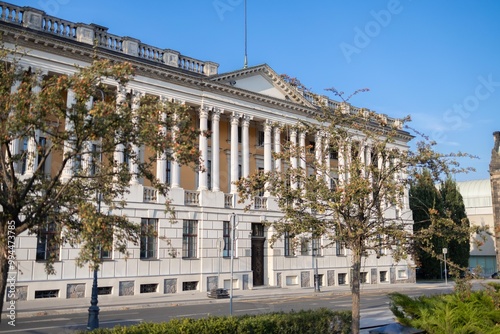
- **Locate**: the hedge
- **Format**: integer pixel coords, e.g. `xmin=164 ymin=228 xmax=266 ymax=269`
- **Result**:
xmin=86 ymin=308 xmax=351 ymax=334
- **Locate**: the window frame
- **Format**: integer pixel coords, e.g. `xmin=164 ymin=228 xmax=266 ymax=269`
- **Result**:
xmin=140 ymin=218 xmax=158 ymax=260
xmin=182 ymin=220 xmax=198 ymax=259
xmin=36 ymin=222 xmax=60 ymax=261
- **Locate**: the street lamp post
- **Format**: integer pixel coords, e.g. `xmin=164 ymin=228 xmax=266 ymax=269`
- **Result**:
xmin=229 ymin=212 xmax=236 ymax=315
xmin=443 ymin=248 xmax=448 ymax=285
xmin=87 ymin=192 xmax=101 ymax=330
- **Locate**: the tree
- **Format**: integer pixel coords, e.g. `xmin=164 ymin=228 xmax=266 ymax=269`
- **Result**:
xmin=440 ymin=177 xmax=470 ymax=272
xmin=0 ymin=48 xmax=201 ymax=317
xmin=410 ymin=172 xmax=471 ymax=279
xmin=236 ymin=88 xmax=474 ymax=334
xmin=410 ymin=169 xmax=445 ymax=279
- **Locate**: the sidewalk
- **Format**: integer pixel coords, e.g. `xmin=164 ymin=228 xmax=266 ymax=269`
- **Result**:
xmin=2 ymin=281 xmax=453 ymax=330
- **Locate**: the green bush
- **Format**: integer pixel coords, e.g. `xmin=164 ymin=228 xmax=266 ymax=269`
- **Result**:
xmin=87 ymin=308 xmax=351 ymax=334
xmin=389 ymin=291 xmax=500 ymax=334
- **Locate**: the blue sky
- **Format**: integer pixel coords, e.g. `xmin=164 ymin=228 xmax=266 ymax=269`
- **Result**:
xmin=13 ymin=0 xmax=500 ymax=181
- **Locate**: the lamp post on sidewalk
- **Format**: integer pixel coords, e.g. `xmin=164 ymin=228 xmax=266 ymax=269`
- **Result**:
xmin=443 ymin=248 xmax=448 ymax=285
xmin=87 ymin=191 xmax=101 ymax=330
xmin=229 ymin=212 xmax=236 ymax=315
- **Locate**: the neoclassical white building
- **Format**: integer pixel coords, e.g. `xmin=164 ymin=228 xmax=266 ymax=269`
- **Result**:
xmin=0 ymin=2 xmax=415 ymax=301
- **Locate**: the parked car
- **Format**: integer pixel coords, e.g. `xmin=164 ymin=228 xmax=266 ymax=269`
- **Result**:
xmin=207 ymin=288 xmax=230 ymax=299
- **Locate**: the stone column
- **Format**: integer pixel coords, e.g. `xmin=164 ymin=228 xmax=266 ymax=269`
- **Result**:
xmin=130 ymin=90 xmax=142 ymax=185
xmin=337 ymin=142 xmax=345 ymax=186
xmin=114 ymin=86 xmax=127 ymax=175
xmin=157 ymin=97 xmax=168 ymax=184
xmin=242 ymin=115 xmax=251 ymax=178
xmin=490 ymin=131 xmax=500 ymax=273
xmin=315 ymin=131 xmax=322 ymax=181
xmin=198 ymin=106 xmax=209 ymax=190
xmin=9 ymin=72 xmax=23 ymax=174
xmin=24 ymin=71 xmax=45 ymax=177
xmin=230 ymin=113 xmax=240 ymax=194
xmin=81 ymin=97 xmax=94 ymax=175
xmin=299 ymin=131 xmax=307 ymax=189
xmin=274 ymin=126 xmax=281 ymax=172
xmin=323 ymin=136 xmax=330 ymax=187
xmin=171 ymin=109 xmax=181 ymax=188
xmin=264 ymin=120 xmax=273 ymax=196
xmin=62 ymin=89 xmax=76 ymax=180
xmin=211 ymin=109 xmax=222 ymax=192
xmin=290 ymin=129 xmax=298 ymax=190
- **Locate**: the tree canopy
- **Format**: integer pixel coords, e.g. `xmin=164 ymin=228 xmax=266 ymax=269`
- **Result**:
xmin=236 ymin=89 xmax=476 ymax=334
xmin=0 ymin=48 xmax=200 ymax=316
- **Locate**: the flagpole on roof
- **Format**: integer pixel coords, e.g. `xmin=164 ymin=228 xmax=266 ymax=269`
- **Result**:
xmin=243 ymin=0 xmax=248 ymax=68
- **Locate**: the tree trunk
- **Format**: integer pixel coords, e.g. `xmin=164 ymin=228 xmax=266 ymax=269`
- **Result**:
xmin=351 ymin=247 xmax=362 ymax=334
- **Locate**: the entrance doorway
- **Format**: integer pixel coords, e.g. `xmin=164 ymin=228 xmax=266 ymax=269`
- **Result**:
xmin=251 ymin=223 xmax=265 ymax=286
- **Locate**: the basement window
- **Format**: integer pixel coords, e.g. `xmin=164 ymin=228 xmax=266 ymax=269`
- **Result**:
xmin=35 ymin=289 xmax=59 ymax=299
xmin=140 ymin=283 xmax=158 ymax=293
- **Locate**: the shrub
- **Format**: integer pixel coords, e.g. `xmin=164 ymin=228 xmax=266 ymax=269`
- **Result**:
xmin=389 ymin=291 xmax=500 ymax=334
xmin=86 ymin=308 xmax=351 ymax=334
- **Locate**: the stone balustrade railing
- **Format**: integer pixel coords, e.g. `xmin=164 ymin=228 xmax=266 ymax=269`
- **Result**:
xmin=301 ymin=90 xmax=402 ymax=130
xmin=254 ymin=196 xmax=267 ymax=210
xmin=184 ymin=190 xmax=200 ymax=205
xmin=143 ymin=186 xmax=157 ymax=202
xmin=0 ymin=1 xmax=218 ymax=76
xmin=224 ymin=194 xmax=234 ymax=208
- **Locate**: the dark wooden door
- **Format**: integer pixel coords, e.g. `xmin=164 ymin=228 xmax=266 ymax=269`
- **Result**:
xmin=251 ymin=238 xmax=265 ymax=286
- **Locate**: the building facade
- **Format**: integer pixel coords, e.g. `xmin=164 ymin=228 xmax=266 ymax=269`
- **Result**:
xmin=456 ymin=179 xmax=496 ymax=276
xmin=0 ymin=2 xmax=414 ymax=302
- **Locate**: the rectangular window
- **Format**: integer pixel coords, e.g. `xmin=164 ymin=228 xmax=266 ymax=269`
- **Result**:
xmin=338 ymin=273 xmax=347 ymax=285
xmin=257 ymin=130 xmax=265 ymax=147
xmin=36 ymin=222 xmax=60 ymax=261
xmin=329 ymin=147 xmax=338 ymax=159
xmin=38 ymin=136 xmax=47 ymax=173
xmin=223 ymin=221 xmax=231 ymax=257
xmin=312 ymin=237 xmax=321 ymax=256
xmin=183 ymin=220 xmax=198 ymax=258
xmin=336 ymin=241 xmax=346 ymax=256
xmin=98 ymin=244 xmax=112 ymax=259
xmin=380 ymin=271 xmax=388 ymax=282
xmin=140 ymin=218 xmax=158 ymax=259
xmin=166 ymin=158 xmax=171 ymax=185
xmin=252 ymin=223 xmax=264 ymax=237
xmin=90 ymin=143 xmax=99 ymax=176
xmin=207 ymin=160 xmax=212 ymax=190
xmin=284 ymin=231 xmax=294 ymax=257
xmin=300 ymin=239 xmax=309 ymax=256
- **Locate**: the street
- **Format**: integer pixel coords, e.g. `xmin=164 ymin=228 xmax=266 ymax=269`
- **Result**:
xmin=0 ymin=284 xmax=454 ymax=333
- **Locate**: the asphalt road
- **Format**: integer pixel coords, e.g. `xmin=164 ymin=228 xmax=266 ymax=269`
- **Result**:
xmin=0 ymin=284 xmax=454 ymax=334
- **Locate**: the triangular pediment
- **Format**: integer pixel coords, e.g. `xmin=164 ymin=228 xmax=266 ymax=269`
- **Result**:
xmin=211 ymin=64 xmax=314 ymax=106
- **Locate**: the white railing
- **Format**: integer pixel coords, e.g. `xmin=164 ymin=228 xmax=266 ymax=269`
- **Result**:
xmin=254 ymin=196 xmax=267 ymax=210
xmin=185 ymin=190 xmax=199 ymax=205
xmin=224 ymin=194 xmax=234 ymax=208
xmin=0 ymin=1 xmax=217 ymax=76
xmin=143 ymin=186 xmax=157 ymax=202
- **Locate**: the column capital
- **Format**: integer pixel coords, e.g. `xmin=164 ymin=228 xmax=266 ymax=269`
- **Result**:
xmin=131 ymin=90 xmax=143 ymax=107
xmin=200 ymin=106 xmax=210 ymax=118
xmin=241 ymin=114 xmax=253 ymax=126
xmin=212 ymin=108 xmax=222 ymax=121
xmin=231 ymin=112 xmax=240 ymax=125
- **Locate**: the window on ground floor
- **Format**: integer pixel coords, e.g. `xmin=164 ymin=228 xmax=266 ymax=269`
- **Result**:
xmin=183 ymin=220 xmax=198 ymax=258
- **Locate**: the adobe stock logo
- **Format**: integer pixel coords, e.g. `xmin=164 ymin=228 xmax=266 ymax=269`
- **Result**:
xmin=433 ymin=74 xmax=500 ymax=143
xmin=213 ymin=0 xmax=243 ymax=21
xmin=339 ymin=0 xmax=405 ymax=64
xmin=37 ymin=0 xmax=70 ymax=15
